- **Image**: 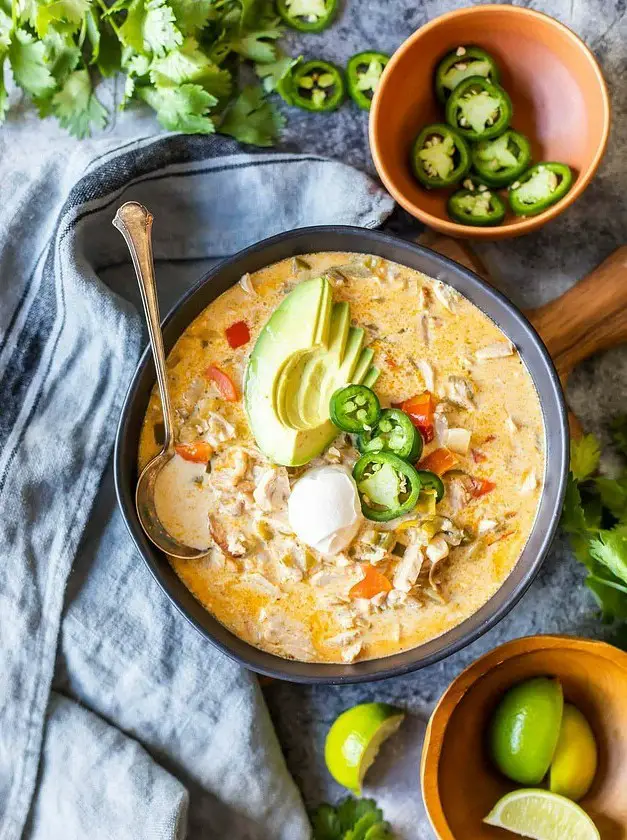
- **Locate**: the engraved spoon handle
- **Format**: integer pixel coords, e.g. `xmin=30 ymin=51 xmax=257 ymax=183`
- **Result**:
xmin=113 ymin=202 xmax=175 ymax=454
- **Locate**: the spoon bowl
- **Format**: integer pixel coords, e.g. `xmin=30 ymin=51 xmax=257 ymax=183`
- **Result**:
xmin=113 ymin=201 xmax=211 ymax=561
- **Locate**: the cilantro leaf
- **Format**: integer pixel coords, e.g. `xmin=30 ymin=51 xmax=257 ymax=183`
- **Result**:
xmin=169 ymin=0 xmax=215 ymax=35
xmin=560 ymin=474 xmax=589 ymax=535
xmin=311 ymin=803 xmax=343 ymax=840
xmin=120 ymin=0 xmax=183 ymax=57
xmin=0 ymin=55 xmax=8 ymax=123
xmin=233 ymin=24 xmax=281 ymax=63
xmin=35 ymin=0 xmax=91 ymax=38
xmin=570 ymin=434 xmax=601 ymax=481
xmin=610 ymin=415 xmax=627 ymax=458
xmin=51 ymin=68 xmax=107 ymax=137
xmin=43 ymin=26 xmax=82 ymax=85
xmin=589 ymin=527 xmax=627 ymax=586
xmin=586 ymin=575 xmax=627 ymax=621
xmin=8 ymin=28 xmax=57 ymax=98
xmin=255 ymin=52 xmax=299 ymax=100
xmin=595 ymin=476 xmax=627 ymax=522
xmin=220 ymin=84 xmax=285 ymax=147
xmin=337 ymin=799 xmax=381 ymax=833
xmin=138 ymin=81 xmax=216 ymax=132
xmin=345 ymin=811 xmax=382 ymax=840
xmin=149 ymin=36 xmax=231 ymax=97
xmin=0 ymin=7 xmax=11 ymax=49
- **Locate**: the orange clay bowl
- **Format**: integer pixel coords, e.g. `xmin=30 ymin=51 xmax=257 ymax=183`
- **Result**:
xmin=420 ymin=635 xmax=627 ymax=839
xmin=369 ymin=5 xmax=611 ymax=239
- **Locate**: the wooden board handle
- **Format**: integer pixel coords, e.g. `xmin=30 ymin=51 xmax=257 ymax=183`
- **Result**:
xmin=527 ymin=247 xmax=627 ymax=383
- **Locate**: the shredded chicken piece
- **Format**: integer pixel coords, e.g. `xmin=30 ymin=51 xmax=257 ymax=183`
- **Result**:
xmin=387 ymin=589 xmax=408 ymax=607
xmin=434 ymin=409 xmax=449 ymax=446
xmin=203 ymin=412 xmax=236 ymax=447
xmin=447 ymin=476 xmax=472 ymax=513
xmin=244 ymin=573 xmax=279 ymax=597
xmin=419 ymin=314 xmax=430 ymax=346
xmin=253 ymin=467 xmax=291 ymax=512
xmin=326 ymin=629 xmax=361 ymax=646
xmin=478 ymin=519 xmax=499 ymax=535
xmin=392 ymin=544 xmax=424 ymax=593
xmin=433 ymin=281 xmax=458 ymax=312
xmin=475 ymin=341 xmax=515 ymax=361
xmin=341 ymin=641 xmax=363 ymax=663
xmin=370 ymin=591 xmax=389 ymax=609
xmin=417 ymin=285 xmax=431 ymax=310
xmin=446 ymin=427 xmax=471 ymax=455
xmin=506 ymin=415 xmax=518 ymax=434
xmin=446 ymin=376 xmax=475 ymax=410
xmin=520 ymin=469 xmax=538 ymax=494
xmin=410 ymin=357 xmax=435 ymax=392
xmin=229 ymin=448 xmax=249 ymax=483
xmin=426 ymin=535 xmax=450 ymax=564
xmin=261 ymin=611 xmax=316 ymax=660
xmin=239 ymin=272 xmax=257 ymax=296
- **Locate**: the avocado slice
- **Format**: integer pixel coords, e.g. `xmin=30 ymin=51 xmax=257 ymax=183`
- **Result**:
xmin=362 ymin=366 xmax=380 ymax=389
xmin=352 ymin=346 xmax=375 ymax=385
xmin=245 ymin=278 xmax=377 ymax=466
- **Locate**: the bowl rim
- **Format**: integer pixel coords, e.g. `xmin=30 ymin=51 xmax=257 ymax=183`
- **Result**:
xmin=114 ymin=225 xmax=569 ymax=684
xmin=420 ymin=634 xmax=627 ymax=839
xmin=369 ymin=4 xmax=612 ymax=239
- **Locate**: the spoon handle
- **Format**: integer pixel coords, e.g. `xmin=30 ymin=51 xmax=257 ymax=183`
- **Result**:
xmin=113 ymin=202 xmax=175 ymax=454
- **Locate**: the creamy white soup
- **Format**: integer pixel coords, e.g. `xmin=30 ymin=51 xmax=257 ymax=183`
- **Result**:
xmin=138 ymin=252 xmax=544 ymax=664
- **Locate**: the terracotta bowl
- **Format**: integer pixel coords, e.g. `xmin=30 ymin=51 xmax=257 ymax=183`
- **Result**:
xmin=369 ymin=6 xmax=611 ymax=239
xmin=421 ymin=635 xmax=627 ymax=839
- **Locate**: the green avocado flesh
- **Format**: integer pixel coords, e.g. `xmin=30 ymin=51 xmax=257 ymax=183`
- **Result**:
xmin=244 ymin=277 xmax=377 ymax=465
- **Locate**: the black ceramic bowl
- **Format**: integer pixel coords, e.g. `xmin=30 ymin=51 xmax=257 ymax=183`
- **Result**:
xmin=114 ymin=226 xmax=569 ymax=684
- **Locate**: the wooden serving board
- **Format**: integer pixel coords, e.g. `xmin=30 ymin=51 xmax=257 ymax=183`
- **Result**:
xmin=419 ymin=231 xmax=627 ymax=437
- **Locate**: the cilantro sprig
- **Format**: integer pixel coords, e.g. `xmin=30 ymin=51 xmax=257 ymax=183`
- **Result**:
xmin=561 ymin=419 xmax=627 ymax=626
xmin=311 ymin=797 xmax=394 ymax=840
xmin=0 ymin=0 xmax=286 ymax=144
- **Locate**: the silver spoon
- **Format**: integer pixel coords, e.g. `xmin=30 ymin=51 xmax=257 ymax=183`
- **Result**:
xmin=113 ymin=201 xmax=211 ymax=560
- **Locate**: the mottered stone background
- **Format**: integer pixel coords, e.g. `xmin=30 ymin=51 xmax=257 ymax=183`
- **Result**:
xmin=2 ymin=1 xmax=625 ymax=836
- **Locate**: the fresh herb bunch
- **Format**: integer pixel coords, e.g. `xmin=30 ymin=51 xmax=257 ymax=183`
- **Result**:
xmin=0 ymin=0 xmax=286 ymax=144
xmin=311 ymin=796 xmax=394 ymax=840
xmin=562 ymin=418 xmax=627 ymax=624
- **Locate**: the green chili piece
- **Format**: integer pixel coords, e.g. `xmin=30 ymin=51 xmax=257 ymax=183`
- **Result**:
xmin=472 ymin=130 xmax=532 ymax=188
xmin=416 ymin=469 xmax=445 ymax=502
xmin=411 ymin=123 xmax=471 ymax=189
xmin=445 ymin=75 xmax=512 ymax=141
xmin=291 ymin=60 xmax=345 ymax=112
xmin=353 ymin=451 xmax=422 ymax=522
xmin=330 ymin=385 xmax=381 ymax=433
xmin=358 ymin=409 xmax=423 ymax=462
xmin=435 ymin=45 xmax=500 ymax=103
xmin=447 ymin=187 xmax=506 ymax=226
xmin=508 ymin=162 xmax=573 ymax=216
xmin=346 ymin=51 xmax=390 ymax=110
xmin=276 ymin=0 xmax=338 ymax=32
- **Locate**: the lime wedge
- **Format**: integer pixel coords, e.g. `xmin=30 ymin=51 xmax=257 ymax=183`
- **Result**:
xmin=484 ymin=789 xmax=600 ymax=840
xmin=324 ymin=702 xmax=405 ymax=794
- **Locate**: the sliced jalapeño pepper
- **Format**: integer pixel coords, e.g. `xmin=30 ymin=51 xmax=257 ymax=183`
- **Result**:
xmin=435 ymin=45 xmax=500 ymax=103
xmin=358 ymin=409 xmax=423 ymax=462
xmin=508 ymin=162 xmax=573 ymax=217
xmin=353 ymin=452 xmax=422 ymax=522
xmin=471 ymin=130 xmax=532 ymax=187
xmin=330 ymin=384 xmax=381 ymax=433
xmin=416 ymin=470 xmax=445 ymax=502
xmin=276 ymin=0 xmax=338 ymax=32
xmin=445 ymin=76 xmax=512 ymax=141
xmin=346 ymin=51 xmax=390 ymax=110
xmin=291 ymin=60 xmax=344 ymax=112
xmin=411 ymin=123 xmax=471 ymax=189
xmin=447 ymin=187 xmax=506 ymax=226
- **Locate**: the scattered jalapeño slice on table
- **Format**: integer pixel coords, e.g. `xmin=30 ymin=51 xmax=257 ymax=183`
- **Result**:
xmin=290 ymin=60 xmax=345 ymax=112
xmin=346 ymin=51 xmax=390 ymax=110
xmin=445 ymin=75 xmax=512 ymax=141
xmin=411 ymin=123 xmax=471 ymax=188
xmin=276 ymin=0 xmax=338 ymax=32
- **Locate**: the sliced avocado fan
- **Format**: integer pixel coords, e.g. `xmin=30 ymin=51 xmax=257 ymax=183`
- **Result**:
xmin=244 ymin=277 xmax=377 ymax=466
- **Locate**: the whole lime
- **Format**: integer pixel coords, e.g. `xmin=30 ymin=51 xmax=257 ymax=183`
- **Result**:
xmin=489 ymin=676 xmax=564 ymax=785
xmin=324 ymin=702 xmax=405 ymax=794
xmin=550 ymin=703 xmax=598 ymax=801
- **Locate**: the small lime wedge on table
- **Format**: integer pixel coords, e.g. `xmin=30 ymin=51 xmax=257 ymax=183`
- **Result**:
xmin=324 ymin=702 xmax=405 ymax=794
xmin=549 ymin=703 xmax=598 ymax=801
xmin=489 ymin=676 xmax=564 ymax=784
xmin=484 ymin=789 xmax=600 ymax=839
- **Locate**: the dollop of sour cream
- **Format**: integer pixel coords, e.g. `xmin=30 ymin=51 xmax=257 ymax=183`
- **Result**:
xmin=287 ymin=465 xmax=363 ymax=556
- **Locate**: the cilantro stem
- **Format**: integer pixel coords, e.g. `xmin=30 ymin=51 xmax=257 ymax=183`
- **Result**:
xmin=96 ymin=0 xmax=122 ymax=38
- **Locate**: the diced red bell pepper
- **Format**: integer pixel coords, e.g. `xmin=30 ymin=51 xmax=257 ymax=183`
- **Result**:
xmin=470 ymin=477 xmax=496 ymax=497
xmin=399 ymin=391 xmax=435 ymax=443
xmin=225 ymin=320 xmax=250 ymax=349
xmin=175 ymin=441 xmax=213 ymax=463
xmin=418 ymin=447 xmax=459 ymax=475
xmin=349 ymin=565 xmax=392 ymax=599
xmin=205 ymin=364 xmax=238 ymax=401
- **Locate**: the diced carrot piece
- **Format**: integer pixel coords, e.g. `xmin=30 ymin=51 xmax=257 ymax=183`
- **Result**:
xmin=175 ymin=441 xmax=213 ymax=463
xmin=470 ymin=477 xmax=496 ymax=498
xmin=418 ymin=447 xmax=459 ymax=475
xmin=225 ymin=320 xmax=250 ymax=349
xmin=399 ymin=391 xmax=435 ymax=442
xmin=349 ymin=565 xmax=392 ymax=599
xmin=205 ymin=364 xmax=238 ymax=401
